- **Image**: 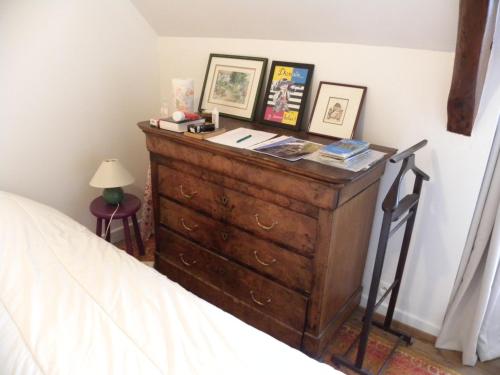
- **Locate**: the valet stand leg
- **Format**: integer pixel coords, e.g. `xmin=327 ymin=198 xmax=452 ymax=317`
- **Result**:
xmin=331 ymin=212 xmax=393 ymax=375
xmin=383 ymin=178 xmax=423 ymax=330
xmin=122 ymin=217 xmax=134 ymax=256
xmin=356 ymin=212 xmax=393 ymax=369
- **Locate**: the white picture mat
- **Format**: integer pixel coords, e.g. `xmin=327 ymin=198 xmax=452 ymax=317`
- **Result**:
xmin=201 ymin=57 xmax=264 ymax=118
xmin=309 ymin=84 xmax=365 ymax=139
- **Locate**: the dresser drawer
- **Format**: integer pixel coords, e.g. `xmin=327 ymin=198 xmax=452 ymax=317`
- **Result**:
xmin=222 ymin=187 xmax=317 ymax=253
xmin=158 ymin=228 xmax=308 ymax=330
xmin=158 ymin=165 xmax=224 ymax=220
xmin=159 ymin=198 xmax=313 ymax=292
xmin=159 ymin=163 xmax=317 ymax=253
xmin=155 ymin=256 xmax=303 ymax=348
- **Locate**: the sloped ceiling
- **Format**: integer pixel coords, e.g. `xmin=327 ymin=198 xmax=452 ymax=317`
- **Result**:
xmin=130 ymin=0 xmax=458 ymax=51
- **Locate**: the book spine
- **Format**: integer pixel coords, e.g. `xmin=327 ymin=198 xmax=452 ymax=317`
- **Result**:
xmin=158 ymin=122 xmax=188 ymax=132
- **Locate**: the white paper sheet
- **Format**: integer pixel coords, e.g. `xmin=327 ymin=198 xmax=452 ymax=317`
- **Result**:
xmin=247 ymin=135 xmax=289 ymax=150
xmin=207 ymin=128 xmax=277 ymax=149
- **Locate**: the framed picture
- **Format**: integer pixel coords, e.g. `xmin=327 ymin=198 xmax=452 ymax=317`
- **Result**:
xmin=308 ymin=82 xmax=367 ymax=139
xmin=260 ymin=61 xmax=314 ymax=130
xmin=199 ymin=54 xmax=268 ymax=121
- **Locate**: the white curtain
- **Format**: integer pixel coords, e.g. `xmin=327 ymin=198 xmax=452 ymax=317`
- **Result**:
xmin=435 ymin=2 xmax=500 ymax=365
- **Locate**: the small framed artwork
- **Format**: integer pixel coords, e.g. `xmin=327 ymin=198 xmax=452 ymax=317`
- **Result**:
xmin=260 ymin=61 xmax=314 ymax=130
xmin=199 ymin=54 xmax=268 ymax=121
xmin=308 ymin=82 xmax=367 ymax=139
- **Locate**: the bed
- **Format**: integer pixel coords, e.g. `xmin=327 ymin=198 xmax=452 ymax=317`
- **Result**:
xmin=0 ymin=191 xmax=341 ymax=375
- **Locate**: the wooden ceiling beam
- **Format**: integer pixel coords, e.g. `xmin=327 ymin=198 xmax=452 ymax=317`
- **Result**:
xmin=447 ymin=0 xmax=491 ymax=136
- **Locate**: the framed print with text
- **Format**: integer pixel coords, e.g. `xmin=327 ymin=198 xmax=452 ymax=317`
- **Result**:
xmin=260 ymin=61 xmax=314 ymax=131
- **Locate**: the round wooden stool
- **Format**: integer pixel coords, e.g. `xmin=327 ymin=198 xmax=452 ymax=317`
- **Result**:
xmin=90 ymin=193 xmax=145 ymax=257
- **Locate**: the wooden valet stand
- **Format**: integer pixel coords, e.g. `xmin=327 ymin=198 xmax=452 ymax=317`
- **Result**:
xmin=332 ymin=140 xmax=430 ymax=375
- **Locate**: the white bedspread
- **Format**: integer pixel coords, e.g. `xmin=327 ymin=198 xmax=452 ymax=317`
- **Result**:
xmin=0 ymin=192 xmax=340 ymax=375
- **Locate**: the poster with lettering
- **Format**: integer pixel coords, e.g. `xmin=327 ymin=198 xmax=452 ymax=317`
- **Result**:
xmin=261 ymin=61 xmax=314 ymax=130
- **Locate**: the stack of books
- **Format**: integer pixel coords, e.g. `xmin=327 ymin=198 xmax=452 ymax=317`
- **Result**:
xmin=253 ymin=136 xmax=322 ymax=161
xmin=319 ymin=139 xmax=370 ymax=167
xmin=153 ymin=115 xmax=205 ymax=133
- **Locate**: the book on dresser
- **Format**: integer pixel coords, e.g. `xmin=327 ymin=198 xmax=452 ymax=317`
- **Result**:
xmin=305 ymin=148 xmax=387 ymax=172
xmin=158 ymin=117 xmax=205 ymax=133
xmin=253 ymin=136 xmax=322 ymax=161
xmin=319 ymin=139 xmax=370 ymax=160
xmin=138 ymin=117 xmax=396 ymax=358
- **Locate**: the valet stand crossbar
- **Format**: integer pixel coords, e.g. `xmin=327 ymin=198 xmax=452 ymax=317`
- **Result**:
xmin=332 ymin=140 xmax=430 ymax=375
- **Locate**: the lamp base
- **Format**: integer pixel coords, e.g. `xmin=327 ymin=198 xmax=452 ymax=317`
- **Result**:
xmin=102 ymin=187 xmax=124 ymax=205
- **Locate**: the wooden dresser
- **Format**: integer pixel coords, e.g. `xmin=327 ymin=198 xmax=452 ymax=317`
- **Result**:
xmin=139 ymin=118 xmax=395 ymax=357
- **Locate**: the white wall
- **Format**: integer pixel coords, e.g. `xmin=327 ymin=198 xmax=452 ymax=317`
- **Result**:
xmin=0 ymin=0 xmax=160 ymax=229
xmin=158 ymin=37 xmax=498 ymax=334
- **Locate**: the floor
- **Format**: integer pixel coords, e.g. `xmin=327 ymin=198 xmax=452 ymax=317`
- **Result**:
xmin=117 ymin=237 xmax=500 ymax=375
xmin=332 ymin=310 xmax=500 ymax=375
xmin=408 ymin=341 xmax=500 ymax=375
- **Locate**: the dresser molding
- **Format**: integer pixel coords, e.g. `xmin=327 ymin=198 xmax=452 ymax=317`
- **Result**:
xmin=139 ymin=118 xmax=396 ymax=358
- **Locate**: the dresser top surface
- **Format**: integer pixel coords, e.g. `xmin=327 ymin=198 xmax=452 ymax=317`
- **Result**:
xmin=138 ymin=118 xmax=396 ymax=185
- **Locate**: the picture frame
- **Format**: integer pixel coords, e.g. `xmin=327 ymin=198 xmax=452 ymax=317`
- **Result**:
xmin=199 ymin=54 xmax=268 ymax=121
xmin=260 ymin=61 xmax=314 ymax=131
xmin=308 ymin=82 xmax=367 ymax=139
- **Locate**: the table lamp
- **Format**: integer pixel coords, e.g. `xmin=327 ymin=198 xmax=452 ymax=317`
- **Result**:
xmin=89 ymin=159 xmax=134 ymax=205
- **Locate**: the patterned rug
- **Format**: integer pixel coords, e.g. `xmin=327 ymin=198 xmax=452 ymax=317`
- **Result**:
xmin=323 ymin=324 xmax=460 ymax=375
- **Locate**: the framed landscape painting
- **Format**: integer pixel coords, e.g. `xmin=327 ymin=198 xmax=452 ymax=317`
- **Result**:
xmin=199 ymin=54 xmax=268 ymax=121
xmin=308 ymin=82 xmax=367 ymax=139
xmin=260 ymin=61 xmax=314 ymax=131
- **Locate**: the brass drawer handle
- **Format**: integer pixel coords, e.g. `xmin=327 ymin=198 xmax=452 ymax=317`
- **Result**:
xmin=179 ymin=253 xmax=197 ymax=267
xmin=221 ymin=232 xmax=229 ymax=241
xmin=250 ymin=290 xmax=271 ymax=306
xmin=180 ymin=218 xmax=198 ymax=232
xmin=253 ymin=250 xmax=276 ymax=267
xmin=254 ymin=214 xmax=278 ymax=231
xmin=179 ymin=185 xmax=197 ymax=199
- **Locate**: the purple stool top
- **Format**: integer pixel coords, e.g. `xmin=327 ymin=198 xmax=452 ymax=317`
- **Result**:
xmin=90 ymin=193 xmax=141 ymax=220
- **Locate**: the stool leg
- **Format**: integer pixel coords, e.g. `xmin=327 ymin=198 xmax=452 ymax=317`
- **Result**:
xmin=104 ymin=219 xmax=111 ymax=242
xmin=96 ymin=218 xmax=103 ymax=238
xmin=122 ymin=217 xmax=134 ymax=256
xmin=131 ymin=214 xmax=145 ymax=256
